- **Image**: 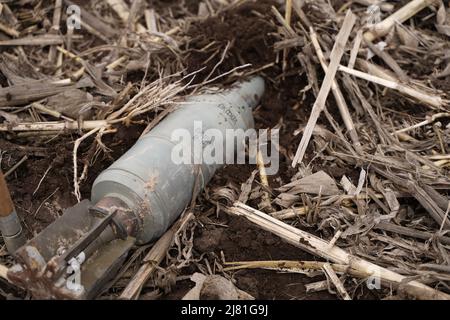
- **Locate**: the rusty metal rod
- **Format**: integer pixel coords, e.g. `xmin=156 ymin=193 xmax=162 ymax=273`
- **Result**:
xmin=0 ymin=171 xmax=26 ymax=254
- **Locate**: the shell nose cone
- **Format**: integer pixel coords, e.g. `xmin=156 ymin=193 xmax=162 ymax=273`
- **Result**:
xmin=236 ymin=76 xmax=265 ymax=109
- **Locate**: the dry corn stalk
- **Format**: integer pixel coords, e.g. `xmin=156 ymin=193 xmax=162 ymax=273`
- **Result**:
xmin=0 ymin=120 xmax=108 ymax=132
xmin=309 ymin=27 xmax=361 ymax=150
xmin=364 ymin=0 xmax=437 ymax=41
xmin=322 ymin=263 xmax=352 ymax=300
xmin=338 ymin=65 xmax=445 ymax=109
xmin=228 ymin=202 xmax=450 ymax=300
xmin=292 ymin=10 xmax=356 ymax=166
xmin=120 ymin=212 xmax=194 ymax=300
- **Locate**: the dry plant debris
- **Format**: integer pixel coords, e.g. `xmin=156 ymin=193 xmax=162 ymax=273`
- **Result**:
xmin=0 ymin=0 xmax=449 ymax=300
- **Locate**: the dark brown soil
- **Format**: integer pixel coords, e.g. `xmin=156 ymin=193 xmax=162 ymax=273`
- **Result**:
xmin=192 ymin=215 xmax=336 ymax=300
xmin=185 ymin=1 xmax=276 ymax=78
